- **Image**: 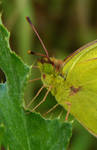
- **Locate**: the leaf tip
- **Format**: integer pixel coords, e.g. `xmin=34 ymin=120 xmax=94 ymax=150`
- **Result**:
xmin=0 ymin=14 xmax=2 ymax=24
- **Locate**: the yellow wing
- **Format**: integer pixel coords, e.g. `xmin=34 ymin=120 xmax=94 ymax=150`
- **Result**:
xmin=63 ymin=40 xmax=97 ymax=137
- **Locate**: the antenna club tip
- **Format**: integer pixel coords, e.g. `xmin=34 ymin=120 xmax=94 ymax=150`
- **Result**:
xmin=28 ymin=50 xmax=35 ymax=55
xmin=26 ymin=16 xmax=29 ymax=20
xmin=27 ymin=50 xmax=32 ymax=54
xmin=26 ymin=16 xmax=32 ymax=24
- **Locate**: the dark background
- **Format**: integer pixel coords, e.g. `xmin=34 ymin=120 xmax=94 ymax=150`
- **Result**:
xmin=1 ymin=0 xmax=97 ymax=149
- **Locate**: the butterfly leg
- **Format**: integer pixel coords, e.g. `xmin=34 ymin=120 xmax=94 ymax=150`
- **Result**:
xmin=28 ymin=77 xmax=41 ymax=83
xmin=26 ymin=85 xmax=45 ymax=108
xmin=43 ymin=103 xmax=59 ymax=116
xmin=32 ymin=86 xmax=52 ymax=111
xmin=65 ymin=102 xmax=71 ymax=121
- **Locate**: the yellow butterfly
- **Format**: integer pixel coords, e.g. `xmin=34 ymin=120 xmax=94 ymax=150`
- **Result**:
xmin=26 ymin=17 xmax=97 ymax=137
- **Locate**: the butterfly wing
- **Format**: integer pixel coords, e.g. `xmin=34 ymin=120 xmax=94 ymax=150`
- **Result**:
xmin=62 ymin=40 xmax=97 ymax=137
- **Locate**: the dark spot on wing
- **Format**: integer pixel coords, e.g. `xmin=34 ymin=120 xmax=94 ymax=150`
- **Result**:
xmin=70 ymin=86 xmax=81 ymax=96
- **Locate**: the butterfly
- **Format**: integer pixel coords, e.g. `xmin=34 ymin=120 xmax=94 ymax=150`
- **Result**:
xmin=26 ymin=16 xmax=97 ymax=138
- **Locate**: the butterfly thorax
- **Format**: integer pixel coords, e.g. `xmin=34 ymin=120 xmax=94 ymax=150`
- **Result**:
xmin=38 ymin=57 xmax=70 ymax=104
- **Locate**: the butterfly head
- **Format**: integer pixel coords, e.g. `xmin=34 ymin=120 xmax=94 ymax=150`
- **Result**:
xmin=38 ymin=57 xmax=64 ymax=87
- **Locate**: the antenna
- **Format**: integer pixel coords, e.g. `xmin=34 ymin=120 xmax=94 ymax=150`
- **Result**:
xmin=28 ymin=50 xmax=48 ymax=58
xmin=26 ymin=16 xmax=49 ymax=58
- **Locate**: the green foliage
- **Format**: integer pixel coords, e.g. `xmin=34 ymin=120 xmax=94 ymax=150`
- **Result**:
xmin=0 ymin=19 xmax=72 ymax=149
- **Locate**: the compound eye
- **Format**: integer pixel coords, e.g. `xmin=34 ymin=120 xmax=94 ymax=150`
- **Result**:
xmin=43 ymin=74 xmax=46 ymax=79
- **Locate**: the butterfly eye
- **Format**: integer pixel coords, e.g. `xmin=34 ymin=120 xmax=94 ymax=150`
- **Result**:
xmin=43 ymin=74 xmax=46 ymax=79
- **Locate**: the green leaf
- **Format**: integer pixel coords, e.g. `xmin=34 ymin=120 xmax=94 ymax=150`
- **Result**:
xmin=0 ymin=18 xmax=72 ymax=150
xmin=0 ymin=123 xmax=5 ymax=147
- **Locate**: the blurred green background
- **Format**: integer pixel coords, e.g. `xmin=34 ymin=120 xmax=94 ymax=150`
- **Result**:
xmin=1 ymin=0 xmax=97 ymax=149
